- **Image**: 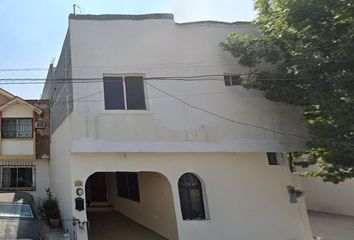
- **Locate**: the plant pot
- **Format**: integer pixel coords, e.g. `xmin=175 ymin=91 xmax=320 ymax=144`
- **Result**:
xmin=49 ymin=218 xmax=60 ymax=228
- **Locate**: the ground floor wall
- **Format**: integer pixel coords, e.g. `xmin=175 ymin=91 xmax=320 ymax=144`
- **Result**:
xmin=32 ymin=159 xmax=50 ymax=202
xmin=301 ymin=176 xmax=354 ymax=216
xmin=67 ymin=152 xmax=313 ymax=240
xmin=48 ymin=117 xmax=75 ymax=236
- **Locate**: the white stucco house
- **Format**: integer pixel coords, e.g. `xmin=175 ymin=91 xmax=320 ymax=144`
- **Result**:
xmin=42 ymin=13 xmax=313 ymax=240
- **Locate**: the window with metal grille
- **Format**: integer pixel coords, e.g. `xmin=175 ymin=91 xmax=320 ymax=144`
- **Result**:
xmin=2 ymin=118 xmax=32 ymax=138
xmin=0 ymin=165 xmax=35 ymax=190
xmin=103 ymin=76 xmax=146 ymax=110
xmin=178 ymin=173 xmax=206 ymax=220
xmin=224 ymin=75 xmax=241 ymax=86
xmin=267 ymin=152 xmax=279 ymax=165
xmin=116 ymin=172 xmax=140 ymax=202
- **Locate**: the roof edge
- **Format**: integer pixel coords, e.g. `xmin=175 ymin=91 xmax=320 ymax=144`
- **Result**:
xmin=68 ymin=13 xmax=252 ymax=25
xmin=69 ymin=13 xmax=174 ymax=21
xmin=177 ymin=20 xmax=252 ymax=26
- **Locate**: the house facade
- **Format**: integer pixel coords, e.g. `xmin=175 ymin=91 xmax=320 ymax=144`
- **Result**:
xmin=42 ymin=14 xmax=313 ymax=240
xmin=0 ymin=89 xmax=50 ymax=202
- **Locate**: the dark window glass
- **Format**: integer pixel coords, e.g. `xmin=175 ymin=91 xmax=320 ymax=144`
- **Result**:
xmin=18 ymin=168 xmax=33 ymax=187
xmin=267 ymin=152 xmax=279 ymax=165
xmin=178 ymin=173 xmax=205 ymax=220
xmin=103 ymin=77 xmax=125 ymax=110
xmin=127 ymin=173 xmax=140 ymax=201
xmin=224 ymin=75 xmax=241 ymax=86
xmin=116 ymin=172 xmax=140 ymax=202
xmin=1 ymin=167 xmax=34 ymax=189
xmin=2 ymin=118 xmax=32 ymax=138
xmin=125 ymin=76 xmax=146 ymax=110
xmin=103 ymin=75 xmax=146 ymax=110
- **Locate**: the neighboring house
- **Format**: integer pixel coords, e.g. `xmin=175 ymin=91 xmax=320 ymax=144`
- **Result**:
xmin=0 ymin=88 xmax=50 ymax=202
xmin=42 ymin=14 xmax=313 ymax=240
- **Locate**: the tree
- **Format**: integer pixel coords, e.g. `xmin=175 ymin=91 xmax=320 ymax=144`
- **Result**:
xmin=221 ymin=0 xmax=354 ymax=183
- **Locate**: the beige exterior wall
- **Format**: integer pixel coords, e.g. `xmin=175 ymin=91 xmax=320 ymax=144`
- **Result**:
xmin=69 ymin=152 xmax=312 ymax=240
xmin=48 ymin=117 xmax=75 ymax=234
xmin=2 ymin=140 xmax=33 ymax=155
xmin=2 ymin=104 xmax=33 ymax=118
xmin=106 ymin=172 xmax=178 ymax=240
xmin=301 ymin=177 xmax=354 ymax=216
xmin=33 ymin=159 xmax=50 ymax=201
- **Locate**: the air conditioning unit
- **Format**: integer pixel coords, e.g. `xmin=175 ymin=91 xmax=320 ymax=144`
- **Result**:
xmin=35 ymin=121 xmax=46 ymax=129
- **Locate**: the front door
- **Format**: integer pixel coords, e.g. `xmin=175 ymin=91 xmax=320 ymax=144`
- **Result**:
xmin=87 ymin=172 xmax=107 ymax=202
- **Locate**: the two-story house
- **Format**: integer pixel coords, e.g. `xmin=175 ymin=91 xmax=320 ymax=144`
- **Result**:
xmin=42 ymin=14 xmax=313 ymax=240
xmin=0 ymin=88 xmax=50 ymax=202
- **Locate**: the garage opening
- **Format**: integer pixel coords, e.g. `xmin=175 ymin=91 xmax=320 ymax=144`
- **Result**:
xmin=85 ymin=171 xmax=178 ymax=240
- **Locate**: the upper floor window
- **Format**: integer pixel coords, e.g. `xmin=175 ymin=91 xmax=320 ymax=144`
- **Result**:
xmin=2 ymin=118 xmax=32 ymax=138
xmin=178 ymin=173 xmax=206 ymax=220
xmin=224 ymin=75 xmax=241 ymax=86
xmin=103 ymin=76 xmax=146 ymax=110
xmin=267 ymin=152 xmax=279 ymax=165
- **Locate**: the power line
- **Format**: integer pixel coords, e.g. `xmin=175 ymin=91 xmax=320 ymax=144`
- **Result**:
xmin=0 ymin=74 xmax=332 ymax=84
xmin=49 ymin=81 xmax=306 ymax=138
xmin=144 ymin=81 xmax=306 ymax=139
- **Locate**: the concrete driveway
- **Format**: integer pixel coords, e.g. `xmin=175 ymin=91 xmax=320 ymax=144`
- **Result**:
xmin=308 ymin=211 xmax=354 ymax=240
xmin=87 ymin=211 xmax=167 ymax=240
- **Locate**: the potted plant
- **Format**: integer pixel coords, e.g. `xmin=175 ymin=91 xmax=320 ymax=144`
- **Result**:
xmin=41 ymin=188 xmax=60 ymax=228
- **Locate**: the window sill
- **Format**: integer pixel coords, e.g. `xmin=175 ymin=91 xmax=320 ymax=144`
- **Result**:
xmin=102 ymin=110 xmax=152 ymax=115
xmin=1 ymin=138 xmax=33 ymax=140
xmin=0 ymin=188 xmax=35 ymax=191
xmin=183 ymin=218 xmax=210 ymax=221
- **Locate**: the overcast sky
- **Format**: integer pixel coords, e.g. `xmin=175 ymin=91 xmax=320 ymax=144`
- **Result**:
xmin=0 ymin=0 xmax=256 ymax=99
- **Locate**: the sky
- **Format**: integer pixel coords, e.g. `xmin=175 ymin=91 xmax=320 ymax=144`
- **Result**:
xmin=0 ymin=0 xmax=256 ymax=99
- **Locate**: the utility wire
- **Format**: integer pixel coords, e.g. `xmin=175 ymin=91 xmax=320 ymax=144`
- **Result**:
xmin=0 ymin=75 xmax=335 ymax=83
xmin=144 ymin=81 xmax=306 ymax=139
xmin=46 ymin=80 xmax=307 ymax=138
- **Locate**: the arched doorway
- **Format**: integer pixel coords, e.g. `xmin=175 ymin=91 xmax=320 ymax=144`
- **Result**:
xmin=85 ymin=171 xmax=178 ymax=240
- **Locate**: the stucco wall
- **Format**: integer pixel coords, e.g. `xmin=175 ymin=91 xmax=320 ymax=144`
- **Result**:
xmin=106 ymin=172 xmax=178 ymax=240
xmin=32 ymin=159 xmax=50 ymax=202
xmin=70 ymin=152 xmax=312 ymax=240
xmin=2 ymin=104 xmax=33 ymax=118
xmin=301 ymin=177 xmax=354 ymax=216
xmin=49 ymin=117 xmax=75 ymax=235
xmin=68 ymin=17 xmax=306 ymax=153
xmin=2 ymin=140 xmax=33 ymax=155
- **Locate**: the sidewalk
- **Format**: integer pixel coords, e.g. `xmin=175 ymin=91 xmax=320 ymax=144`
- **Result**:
xmin=38 ymin=219 xmax=65 ymax=240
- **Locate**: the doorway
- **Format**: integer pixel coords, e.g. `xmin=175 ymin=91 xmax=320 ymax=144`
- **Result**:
xmin=85 ymin=172 xmax=107 ymax=205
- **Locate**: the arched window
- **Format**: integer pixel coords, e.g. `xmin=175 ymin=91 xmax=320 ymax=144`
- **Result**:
xmin=178 ymin=173 xmax=206 ymax=220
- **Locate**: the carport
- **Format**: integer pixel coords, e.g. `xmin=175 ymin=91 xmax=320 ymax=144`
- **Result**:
xmin=85 ymin=171 xmax=178 ymax=240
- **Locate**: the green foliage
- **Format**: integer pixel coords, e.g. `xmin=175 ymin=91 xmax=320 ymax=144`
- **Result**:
xmin=222 ymin=0 xmax=354 ymax=183
xmin=41 ymin=188 xmax=60 ymax=220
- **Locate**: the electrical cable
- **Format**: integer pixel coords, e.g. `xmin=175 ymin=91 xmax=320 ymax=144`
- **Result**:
xmin=144 ymin=81 xmax=306 ymax=138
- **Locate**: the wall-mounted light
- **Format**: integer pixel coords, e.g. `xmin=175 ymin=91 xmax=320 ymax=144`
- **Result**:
xmin=287 ymin=185 xmax=303 ymax=203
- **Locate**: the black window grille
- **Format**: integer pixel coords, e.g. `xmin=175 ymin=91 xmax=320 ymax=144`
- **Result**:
xmin=178 ymin=173 xmax=206 ymax=220
xmin=2 ymin=118 xmax=32 ymax=138
xmin=267 ymin=152 xmax=279 ymax=165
